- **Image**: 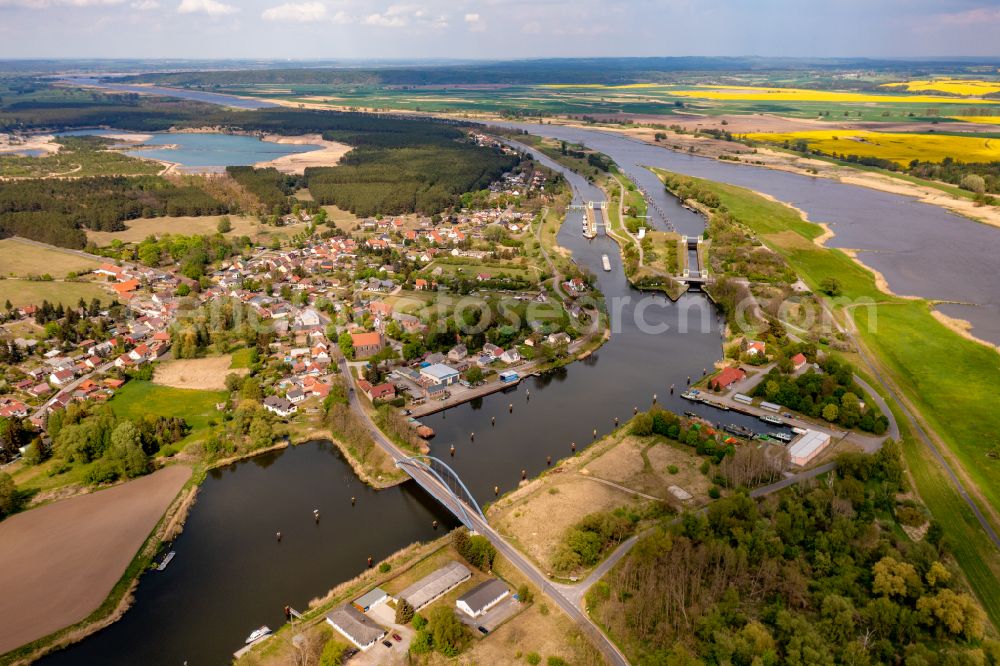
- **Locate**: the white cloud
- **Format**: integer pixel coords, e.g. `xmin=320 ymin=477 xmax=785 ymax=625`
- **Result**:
xmin=177 ymin=0 xmax=236 ymax=15
xmin=362 ymin=3 xmax=447 ymax=29
xmin=464 ymin=11 xmax=484 ymax=31
xmin=330 ymin=8 xmax=351 ymax=23
xmin=130 ymin=0 xmax=158 ymax=9
xmin=0 ymin=0 xmax=125 ymax=7
xmin=262 ymin=1 xmax=325 ymax=22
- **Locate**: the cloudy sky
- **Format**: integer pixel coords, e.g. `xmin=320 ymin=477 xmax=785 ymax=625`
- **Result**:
xmin=0 ymin=0 xmax=998 ymax=59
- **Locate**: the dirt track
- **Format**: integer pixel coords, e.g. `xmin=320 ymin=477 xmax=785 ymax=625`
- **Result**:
xmin=0 ymin=465 xmax=191 ymax=654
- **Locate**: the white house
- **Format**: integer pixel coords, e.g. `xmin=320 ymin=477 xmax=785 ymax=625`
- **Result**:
xmin=263 ymin=395 xmax=297 ymax=417
xmin=456 ymin=579 xmax=510 ymax=618
xmin=325 ymin=604 xmax=386 ymax=650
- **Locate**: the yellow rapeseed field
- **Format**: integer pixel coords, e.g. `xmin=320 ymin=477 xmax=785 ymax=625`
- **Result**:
xmin=667 ymin=85 xmax=999 ymax=105
xmin=741 ymin=129 xmax=1000 ymax=166
xmin=882 ymin=79 xmax=1000 ymax=96
xmin=951 ymin=115 xmax=1000 ymax=125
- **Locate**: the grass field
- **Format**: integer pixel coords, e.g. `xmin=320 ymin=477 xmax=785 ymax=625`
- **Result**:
xmin=0 ymin=279 xmax=112 ymax=309
xmin=86 ymin=214 xmax=268 ymax=246
xmin=742 ymin=129 xmax=1000 ymax=165
xmin=0 ymin=238 xmax=102 ymax=278
xmin=110 ymin=381 xmax=226 ymax=444
xmin=883 ymin=79 xmax=1000 ymax=96
xmin=229 ymin=347 xmax=254 ymax=369
xmin=653 ymin=170 xmax=1000 ymax=626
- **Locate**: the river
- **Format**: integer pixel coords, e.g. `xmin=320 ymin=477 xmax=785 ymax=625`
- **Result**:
xmin=492 ymin=121 xmax=1000 ymax=346
xmin=39 ymin=82 xmax=1000 ymax=664
xmin=41 ymin=117 xmax=757 ymax=665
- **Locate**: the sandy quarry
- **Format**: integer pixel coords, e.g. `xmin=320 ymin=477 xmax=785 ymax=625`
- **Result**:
xmin=0 ymin=465 xmax=191 ymax=654
xmin=255 ymin=134 xmax=352 ymax=174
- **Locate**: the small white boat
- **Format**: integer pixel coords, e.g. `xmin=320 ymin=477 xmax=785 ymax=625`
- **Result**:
xmin=156 ymin=551 xmax=175 ymax=571
xmin=601 ymin=254 xmax=611 ymax=271
xmin=246 ymin=626 xmax=271 ymax=644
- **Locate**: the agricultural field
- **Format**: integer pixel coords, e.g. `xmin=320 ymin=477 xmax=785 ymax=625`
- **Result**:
xmin=952 ymin=115 xmax=1000 ymax=125
xmin=0 ymin=238 xmax=102 ymax=277
xmin=882 ymin=79 xmax=1000 ymax=96
xmin=667 ymin=84 xmax=1000 ymax=105
xmin=0 ymin=279 xmax=112 ymax=309
xmin=86 ymin=214 xmax=268 ymax=246
xmin=741 ymin=129 xmax=1000 ymax=166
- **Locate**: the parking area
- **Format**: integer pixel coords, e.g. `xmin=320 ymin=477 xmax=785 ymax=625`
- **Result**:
xmin=347 ymin=602 xmax=414 ymax=666
xmin=456 ymin=596 xmax=522 ymax=634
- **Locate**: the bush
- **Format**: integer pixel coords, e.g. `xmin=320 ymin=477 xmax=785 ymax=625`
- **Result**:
xmin=667 ymin=465 xmax=679 ymax=474
xmin=318 ymin=638 xmax=348 ymax=666
xmin=517 ymin=584 xmax=534 ymax=604
xmin=526 ymin=653 xmax=541 ymax=665
xmin=378 ymin=562 xmax=391 ymax=573
xmin=84 ymin=459 xmax=119 ymax=485
xmin=412 ymin=613 xmax=428 ymax=631
xmin=708 ymin=486 xmax=722 ymax=499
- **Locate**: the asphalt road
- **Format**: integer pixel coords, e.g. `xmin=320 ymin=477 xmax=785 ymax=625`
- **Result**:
xmin=339 ymin=358 xmax=630 ymax=666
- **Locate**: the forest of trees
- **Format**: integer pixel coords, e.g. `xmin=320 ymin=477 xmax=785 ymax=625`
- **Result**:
xmin=170 ymin=297 xmax=271 ymax=358
xmin=752 ymin=357 xmax=890 ymax=434
xmin=1 ymin=98 xmax=520 ymax=243
xmin=306 ymin=141 xmax=517 ymax=217
xmin=225 ymin=166 xmax=303 ymax=216
xmin=591 ymin=441 xmax=993 ymax=665
xmin=0 ymin=176 xmax=228 ymax=248
xmin=42 ymin=402 xmax=187 ymax=485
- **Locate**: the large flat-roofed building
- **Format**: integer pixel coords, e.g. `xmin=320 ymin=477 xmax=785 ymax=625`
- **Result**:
xmin=419 ymin=363 xmax=460 ymax=386
xmin=788 ymin=429 xmax=832 ymax=467
xmin=456 ymin=578 xmax=510 ymax=618
xmin=398 ymin=561 xmax=471 ymax=610
xmin=325 ymin=604 xmax=386 ymax=650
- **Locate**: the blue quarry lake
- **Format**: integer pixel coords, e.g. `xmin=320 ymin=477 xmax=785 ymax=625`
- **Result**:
xmin=57 ymin=129 xmax=321 ymax=172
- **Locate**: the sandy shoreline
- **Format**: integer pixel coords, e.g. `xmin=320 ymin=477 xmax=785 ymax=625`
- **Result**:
xmin=931 ymin=308 xmax=1000 ymax=353
xmin=255 ymin=134 xmax=351 ymax=174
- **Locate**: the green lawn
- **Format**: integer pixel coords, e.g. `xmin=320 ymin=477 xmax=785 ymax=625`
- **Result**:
xmin=229 ymin=347 xmax=254 ymax=369
xmin=110 ymin=381 xmax=226 ymax=447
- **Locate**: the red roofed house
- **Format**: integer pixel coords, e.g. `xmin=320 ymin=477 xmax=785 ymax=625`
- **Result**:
xmin=710 ymin=367 xmax=747 ymax=391
xmin=351 ymin=332 xmax=384 ymax=360
xmin=96 ymin=263 xmax=126 ymax=279
xmin=112 ymin=279 xmax=141 ymax=295
xmin=745 ymin=340 xmax=766 ymax=357
xmin=356 ymin=379 xmax=396 ymax=401
xmin=791 ymin=353 xmax=808 ymax=371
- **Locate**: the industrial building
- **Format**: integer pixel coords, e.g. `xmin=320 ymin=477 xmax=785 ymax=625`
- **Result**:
xmin=398 ymin=561 xmax=471 ymax=610
xmin=788 ymin=429 xmax=832 ymax=466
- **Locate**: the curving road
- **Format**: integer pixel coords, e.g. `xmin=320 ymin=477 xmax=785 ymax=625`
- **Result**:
xmin=339 ymin=358 xmax=630 ymax=666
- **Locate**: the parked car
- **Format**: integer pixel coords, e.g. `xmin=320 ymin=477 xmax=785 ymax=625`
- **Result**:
xmin=392 ymin=633 xmax=402 ymax=642
xmin=477 ymin=626 xmax=489 ymax=635
xmin=382 ymin=640 xmax=393 ymax=648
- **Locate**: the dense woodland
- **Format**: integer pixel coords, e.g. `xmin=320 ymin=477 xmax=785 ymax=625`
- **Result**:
xmin=0 ymin=176 xmax=228 ymax=248
xmin=590 ymin=442 xmax=994 ymax=665
xmin=0 ymin=96 xmax=519 ymax=246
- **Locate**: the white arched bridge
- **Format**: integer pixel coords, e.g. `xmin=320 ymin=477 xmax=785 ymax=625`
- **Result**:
xmin=395 ymin=455 xmax=486 ymax=530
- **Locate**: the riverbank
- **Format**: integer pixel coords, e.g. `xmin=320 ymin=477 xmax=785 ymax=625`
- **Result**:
xmin=0 ymin=465 xmax=192 ymax=665
xmin=651 ymin=170 xmax=1000 ymax=628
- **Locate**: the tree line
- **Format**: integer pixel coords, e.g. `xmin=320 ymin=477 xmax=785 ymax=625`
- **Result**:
xmin=590 ymin=441 xmax=992 ymax=664
xmin=0 ymin=176 xmax=229 ymax=248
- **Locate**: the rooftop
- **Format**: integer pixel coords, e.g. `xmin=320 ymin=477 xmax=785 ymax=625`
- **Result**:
xmin=457 ymin=578 xmax=509 ymax=613
xmin=398 ymin=560 xmax=471 ymax=610
xmin=325 ymin=604 xmax=385 ymax=647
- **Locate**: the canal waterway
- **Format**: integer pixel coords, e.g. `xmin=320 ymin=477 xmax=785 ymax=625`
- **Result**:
xmin=40 ymin=81 xmax=1000 ymax=664
xmin=42 ymin=117 xmax=757 ymax=666
xmin=493 ymin=121 xmax=1000 ymax=345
